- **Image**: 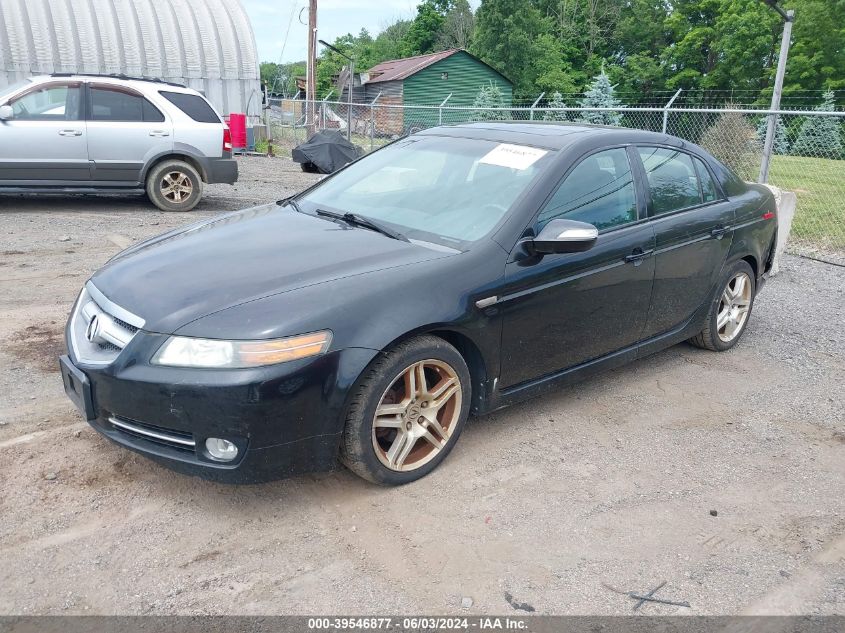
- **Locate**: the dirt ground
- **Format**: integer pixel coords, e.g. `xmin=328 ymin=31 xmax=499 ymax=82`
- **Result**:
xmin=0 ymin=156 xmax=842 ymax=616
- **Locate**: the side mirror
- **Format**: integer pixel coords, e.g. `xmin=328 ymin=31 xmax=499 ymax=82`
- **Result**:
xmin=0 ymin=105 xmax=12 ymax=121
xmin=531 ymin=219 xmax=598 ymax=254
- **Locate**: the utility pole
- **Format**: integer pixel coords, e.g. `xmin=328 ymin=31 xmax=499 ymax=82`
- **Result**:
xmin=306 ymin=0 xmax=317 ymax=135
xmin=758 ymin=2 xmax=794 ymax=184
xmin=319 ymin=39 xmax=355 ymax=141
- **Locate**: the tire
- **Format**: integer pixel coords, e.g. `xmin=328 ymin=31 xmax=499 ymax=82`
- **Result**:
xmin=689 ymin=260 xmax=756 ymax=352
xmin=340 ymin=335 xmax=471 ymax=485
xmin=145 ymin=160 xmax=203 ymax=212
xmin=300 ymin=161 xmax=320 ymax=173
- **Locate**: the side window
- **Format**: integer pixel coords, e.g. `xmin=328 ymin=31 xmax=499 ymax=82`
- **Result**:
xmin=694 ymin=156 xmax=719 ymax=203
xmin=537 ymin=148 xmax=638 ymax=232
xmin=638 ymin=147 xmax=702 ymax=215
xmin=9 ymin=84 xmax=82 ymax=120
xmin=90 ymin=86 xmax=164 ymax=122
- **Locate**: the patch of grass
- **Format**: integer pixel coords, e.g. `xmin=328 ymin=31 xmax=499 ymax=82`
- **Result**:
xmin=768 ymin=154 xmax=845 ymax=250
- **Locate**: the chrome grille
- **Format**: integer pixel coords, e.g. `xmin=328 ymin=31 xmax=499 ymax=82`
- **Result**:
xmin=69 ymin=282 xmax=144 ymax=365
xmin=108 ymin=415 xmax=195 ymax=453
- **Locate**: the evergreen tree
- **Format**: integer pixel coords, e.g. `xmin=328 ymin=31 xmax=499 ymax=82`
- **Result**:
xmin=791 ymin=90 xmax=843 ymax=158
xmin=578 ymin=70 xmax=623 ymax=125
xmin=756 ymin=115 xmax=789 ymax=155
xmin=471 ymin=83 xmax=508 ymax=121
xmin=543 ymin=91 xmax=568 ymax=121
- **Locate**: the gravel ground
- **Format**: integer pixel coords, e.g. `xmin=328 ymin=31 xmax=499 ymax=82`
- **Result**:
xmin=0 ymin=156 xmax=842 ymax=616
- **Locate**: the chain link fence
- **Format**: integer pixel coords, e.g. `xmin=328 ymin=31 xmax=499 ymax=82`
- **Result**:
xmin=268 ymin=98 xmax=845 ymax=265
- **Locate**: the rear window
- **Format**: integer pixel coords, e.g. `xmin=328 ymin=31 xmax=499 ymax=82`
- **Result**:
xmin=159 ymin=91 xmax=220 ymax=123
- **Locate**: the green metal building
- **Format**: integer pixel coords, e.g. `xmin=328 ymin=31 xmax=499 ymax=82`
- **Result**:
xmin=357 ymin=49 xmax=513 ymax=133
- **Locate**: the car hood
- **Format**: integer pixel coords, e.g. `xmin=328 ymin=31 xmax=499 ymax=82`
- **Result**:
xmin=91 ymin=203 xmax=453 ymax=334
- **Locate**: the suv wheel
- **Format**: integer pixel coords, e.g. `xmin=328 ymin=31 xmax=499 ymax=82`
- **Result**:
xmin=146 ymin=160 xmax=203 ymax=212
xmin=689 ymin=260 xmax=756 ymax=351
xmin=340 ymin=335 xmax=471 ymax=485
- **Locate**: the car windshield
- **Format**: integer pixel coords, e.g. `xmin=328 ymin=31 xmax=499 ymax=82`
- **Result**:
xmin=298 ymin=135 xmax=555 ymax=248
xmin=0 ymin=78 xmax=33 ymax=102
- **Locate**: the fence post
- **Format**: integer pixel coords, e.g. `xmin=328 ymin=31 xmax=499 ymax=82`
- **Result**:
xmin=529 ymin=92 xmax=545 ymax=121
xmin=759 ymin=9 xmax=794 ymax=184
xmin=370 ymin=92 xmax=381 ymax=152
xmin=662 ymin=89 xmax=682 ymax=134
xmin=439 ymin=93 xmax=452 ymax=126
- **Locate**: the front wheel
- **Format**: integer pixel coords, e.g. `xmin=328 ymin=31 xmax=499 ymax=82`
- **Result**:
xmin=145 ymin=160 xmax=203 ymax=212
xmin=340 ymin=336 xmax=471 ymax=485
xmin=689 ymin=260 xmax=756 ymax=351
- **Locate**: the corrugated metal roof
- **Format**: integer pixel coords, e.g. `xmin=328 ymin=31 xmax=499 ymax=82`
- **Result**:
xmin=0 ymin=0 xmax=260 ymax=116
xmin=365 ymin=49 xmax=461 ymax=84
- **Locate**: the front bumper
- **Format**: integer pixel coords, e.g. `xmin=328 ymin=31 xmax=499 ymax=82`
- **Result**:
xmin=60 ymin=343 xmax=378 ymax=483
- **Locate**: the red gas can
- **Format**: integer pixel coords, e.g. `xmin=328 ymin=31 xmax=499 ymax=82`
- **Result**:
xmin=228 ymin=113 xmax=247 ymax=150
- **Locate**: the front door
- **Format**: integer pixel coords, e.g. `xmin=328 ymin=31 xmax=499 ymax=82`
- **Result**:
xmin=85 ymin=83 xmax=173 ymax=185
xmin=635 ymin=147 xmax=736 ymax=339
xmin=0 ymin=81 xmax=88 ymax=184
xmin=498 ymin=147 xmax=656 ymax=389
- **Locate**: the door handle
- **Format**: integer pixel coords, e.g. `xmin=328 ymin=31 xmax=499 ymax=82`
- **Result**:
xmin=710 ymin=226 xmax=730 ymax=239
xmin=624 ymin=248 xmax=654 ymax=265
xmin=58 ymin=129 xmax=82 ymax=137
xmin=149 ymin=130 xmax=170 ymax=137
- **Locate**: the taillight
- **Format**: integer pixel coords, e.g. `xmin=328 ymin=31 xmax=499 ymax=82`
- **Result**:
xmin=762 ymin=211 xmax=775 ymax=220
xmin=223 ymin=127 xmax=232 ymax=152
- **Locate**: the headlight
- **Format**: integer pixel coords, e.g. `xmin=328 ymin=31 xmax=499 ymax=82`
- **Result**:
xmin=151 ymin=331 xmax=332 ymax=368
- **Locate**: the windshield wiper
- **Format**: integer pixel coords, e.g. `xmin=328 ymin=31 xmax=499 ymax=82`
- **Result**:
xmin=278 ymin=196 xmax=304 ymax=214
xmin=315 ymin=209 xmax=409 ymax=242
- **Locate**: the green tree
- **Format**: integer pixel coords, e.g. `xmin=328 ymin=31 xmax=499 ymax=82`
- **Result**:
xmin=472 ymin=0 xmax=550 ymax=99
xmin=543 ymin=91 xmax=568 ymax=121
xmin=791 ymin=90 xmax=843 ymax=158
xmin=578 ymin=69 xmax=624 ymax=125
xmin=438 ymin=0 xmax=474 ymax=49
xmin=471 ymin=82 xmax=508 ymax=120
xmin=260 ymin=62 xmax=280 ymax=86
xmin=756 ymin=115 xmax=789 ymax=155
xmin=781 ymin=0 xmax=845 ymax=95
xmin=403 ymin=0 xmax=452 ymax=56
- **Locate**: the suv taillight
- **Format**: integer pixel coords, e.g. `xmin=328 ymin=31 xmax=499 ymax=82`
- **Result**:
xmin=223 ymin=127 xmax=232 ymax=152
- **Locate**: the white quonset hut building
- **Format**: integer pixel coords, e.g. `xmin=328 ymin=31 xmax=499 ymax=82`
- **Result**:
xmin=0 ymin=0 xmax=261 ymax=118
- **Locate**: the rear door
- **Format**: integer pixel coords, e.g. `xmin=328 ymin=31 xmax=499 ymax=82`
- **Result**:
xmin=635 ymin=146 xmax=736 ymax=340
xmin=85 ymin=83 xmax=173 ymax=186
xmin=0 ymin=81 xmax=88 ymax=184
xmin=497 ymin=146 xmax=656 ymax=388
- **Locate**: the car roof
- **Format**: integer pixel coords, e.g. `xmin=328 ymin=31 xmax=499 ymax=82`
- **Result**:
xmin=29 ymin=74 xmax=200 ymax=96
xmin=417 ymin=121 xmax=685 ymax=151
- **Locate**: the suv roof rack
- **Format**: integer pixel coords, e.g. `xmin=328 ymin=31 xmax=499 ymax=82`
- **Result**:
xmin=49 ymin=73 xmax=186 ymax=88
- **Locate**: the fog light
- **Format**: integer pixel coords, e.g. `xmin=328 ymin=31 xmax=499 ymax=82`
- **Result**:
xmin=205 ymin=438 xmax=238 ymax=462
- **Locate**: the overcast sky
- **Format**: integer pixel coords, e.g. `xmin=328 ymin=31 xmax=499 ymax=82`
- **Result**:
xmin=241 ymin=0 xmax=480 ymax=64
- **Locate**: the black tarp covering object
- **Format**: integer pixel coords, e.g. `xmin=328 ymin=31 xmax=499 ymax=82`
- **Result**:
xmin=291 ymin=130 xmax=364 ymax=174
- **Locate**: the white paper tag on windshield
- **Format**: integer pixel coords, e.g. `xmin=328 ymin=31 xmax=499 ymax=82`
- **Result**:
xmin=479 ymin=143 xmax=547 ymax=170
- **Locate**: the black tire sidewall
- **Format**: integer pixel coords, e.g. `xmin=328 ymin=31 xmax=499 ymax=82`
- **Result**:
xmin=707 ymin=260 xmax=756 ymax=351
xmin=344 ymin=337 xmax=471 ymax=485
xmin=146 ymin=161 xmax=202 ymax=211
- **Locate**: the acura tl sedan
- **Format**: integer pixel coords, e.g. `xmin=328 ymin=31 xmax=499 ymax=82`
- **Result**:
xmin=60 ymin=122 xmax=778 ymax=485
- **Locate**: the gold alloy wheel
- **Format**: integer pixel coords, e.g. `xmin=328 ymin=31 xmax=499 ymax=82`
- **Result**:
xmin=160 ymin=171 xmax=193 ymax=203
xmin=372 ymin=359 xmax=462 ymax=472
xmin=717 ymin=271 xmax=752 ymax=343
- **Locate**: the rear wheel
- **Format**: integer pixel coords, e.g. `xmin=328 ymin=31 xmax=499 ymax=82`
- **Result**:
xmin=340 ymin=336 xmax=471 ymax=485
xmin=689 ymin=260 xmax=755 ymax=351
xmin=146 ymin=160 xmax=203 ymax=211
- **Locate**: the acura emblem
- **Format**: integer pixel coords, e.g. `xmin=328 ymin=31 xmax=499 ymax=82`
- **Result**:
xmin=85 ymin=314 xmax=100 ymax=343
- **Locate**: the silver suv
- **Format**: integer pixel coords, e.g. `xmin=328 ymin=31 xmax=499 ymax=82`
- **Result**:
xmin=0 ymin=74 xmax=237 ymax=211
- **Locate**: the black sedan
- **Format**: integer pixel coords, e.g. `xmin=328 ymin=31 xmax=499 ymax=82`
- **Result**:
xmin=60 ymin=122 xmax=778 ymax=485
